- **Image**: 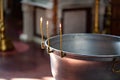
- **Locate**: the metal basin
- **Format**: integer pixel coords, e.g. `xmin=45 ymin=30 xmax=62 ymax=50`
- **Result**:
xmin=45 ymin=33 xmax=120 ymax=80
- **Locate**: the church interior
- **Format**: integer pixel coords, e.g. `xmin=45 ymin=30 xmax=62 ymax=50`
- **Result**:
xmin=0 ymin=0 xmax=120 ymax=80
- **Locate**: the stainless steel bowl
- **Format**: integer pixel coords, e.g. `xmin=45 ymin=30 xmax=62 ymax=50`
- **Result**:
xmin=45 ymin=33 xmax=120 ymax=80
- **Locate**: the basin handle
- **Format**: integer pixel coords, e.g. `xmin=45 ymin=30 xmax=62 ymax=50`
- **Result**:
xmin=112 ymin=58 xmax=120 ymax=73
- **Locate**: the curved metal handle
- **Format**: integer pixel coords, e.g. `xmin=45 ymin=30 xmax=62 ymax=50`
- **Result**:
xmin=112 ymin=58 xmax=120 ymax=73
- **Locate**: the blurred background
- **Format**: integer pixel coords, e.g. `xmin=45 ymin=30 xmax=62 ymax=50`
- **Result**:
xmin=3 ymin=0 xmax=120 ymax=44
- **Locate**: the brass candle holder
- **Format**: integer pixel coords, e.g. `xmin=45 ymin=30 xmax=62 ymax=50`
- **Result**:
xmin=93 ymin=0 xmax=100 ymax=33
xmin=0 ymin=0 xmax=14 ymax=51
xmin=0 ymin=22 xmax=14 ymax=51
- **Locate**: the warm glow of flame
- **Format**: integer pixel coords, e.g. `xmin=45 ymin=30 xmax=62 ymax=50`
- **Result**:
xmin=59 ymin=23 xmax=62 ymax=28
xmin=40 ymin=17 xmax=43 ymax=22
xmin=46 ymin=21 xmax=49 ymax=25
xmin=64 ymin=57 xmax=93 ymax=66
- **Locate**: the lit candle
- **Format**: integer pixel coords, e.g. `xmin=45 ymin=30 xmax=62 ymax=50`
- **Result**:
xmin=46 ymin=21 xmax=50 ymax=52
xmin=59 ymin=23 xmax=64 ymax=57
xmin=40 ymin=17 xmax=45 ymax=49
xmin=59 ymin=23 xmax=62 ymax=51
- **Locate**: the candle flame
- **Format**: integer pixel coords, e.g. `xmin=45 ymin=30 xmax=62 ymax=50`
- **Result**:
xmin=40 ymin=17 xmax=43 ymax=22
xmin=59 ymin=23 xmax=62 ymax=28
xmin=46 ymin=21 xmax=49 ymax=25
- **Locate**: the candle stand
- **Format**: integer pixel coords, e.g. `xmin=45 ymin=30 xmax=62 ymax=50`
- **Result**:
xmin=0 ymin=0 xmax=14 ymax=51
